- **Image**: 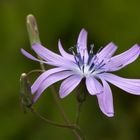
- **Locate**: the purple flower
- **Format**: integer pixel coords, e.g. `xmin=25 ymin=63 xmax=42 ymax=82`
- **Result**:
xmin=21 ymin=29 xmax=140 ymax=117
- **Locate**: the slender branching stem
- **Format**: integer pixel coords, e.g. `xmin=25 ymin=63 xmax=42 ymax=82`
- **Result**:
xmin=30 ymin=107 xmax=76 ymax=129
xmin=30 ymin=107 xmax=86 ymax=140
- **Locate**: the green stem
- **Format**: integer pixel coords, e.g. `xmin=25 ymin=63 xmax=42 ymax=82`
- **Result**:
xmin=30 ymin=107 xmax=76 ymax=129
xmin=75 ymin=102 xmax=82 ymax=125
xmin=30 ymin=107 xmax=86 ymax=140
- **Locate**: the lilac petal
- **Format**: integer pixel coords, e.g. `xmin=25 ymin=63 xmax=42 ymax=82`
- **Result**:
xmin=33 ymin=71 xmax=75 ymax=103
xmin=105 ymin=44 xmax=140 ymax=71
xmin=32 ymin=43 xmax=77 ymax=68
xmin=59 ymin=75 xmax=82 ymax=98
xmin=97 ymin=79 xmax=114 ymax=117
xmin=86 ymin=76 xmax=103 ymax=95
xmin=58 ymin=40 xmax=74 ymax=61
xmin=21 ymin=48 xmax=44 ymax=62
xmin=31 ymin=67 xmax=68 ymax=94
xmin=98 ymin=73 xmax=140 ymax=95
xmin=77 ymin=29 xmax=88 ymax=50
xmin=32 ymin=43 xmax=63 ymax=62
xmin=97 ymin=42 xmax=117 ymax=60
xmin=21 ymin=48 xmax=55 ymax=66
xmin=77 ymin=29 xmax=89 ymax=63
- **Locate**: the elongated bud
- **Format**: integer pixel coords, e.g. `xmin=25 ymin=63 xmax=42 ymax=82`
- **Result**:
xmin=26 ymin=14 xmax=41 ymax=45
xmin=20 ymin=73 xmax=33 ymax=113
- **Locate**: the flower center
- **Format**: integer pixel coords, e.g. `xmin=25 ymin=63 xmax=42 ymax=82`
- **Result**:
xmin=69 ymin=44 xmax=106 ymax=77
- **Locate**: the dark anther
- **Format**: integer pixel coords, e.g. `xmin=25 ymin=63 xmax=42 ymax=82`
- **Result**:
xmin=68 ymin=45 xmax=77 ymax=55
xmin=90 ymin=44 xmax=94 ymax=54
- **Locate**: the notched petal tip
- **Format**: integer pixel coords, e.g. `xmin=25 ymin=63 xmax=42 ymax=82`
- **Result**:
xmin=59 ymin=92 xmax=66 ymax=99
xmin=20 ymin=48 xmax=37 ymax=61
xmin=21 ymin=48 xmax=26 ymax=53
xmin=21 ymin=48 xmax=31 ymax=58
xmin=78 ymin=28 xmax=88 ymax=40
xmin=105 ymin=42 xmax=118 ymax=52
xmin=58 ymin=39 xmax=61 ymax=45
xmin=80 ymin=28 xmax=87 ymax=33
xmin=132 ymin=44 xmax=140 ymax=52
xmin=133 ymin=43 xmax=140 ymax=47
xmin=106 ymin=112 xmax=114 ymax=117
xmin=90 ymin=91 xmax=103 ymax=96
xmin=97 ymin=90 xmax=104 ymax=95
xmin=133 ymin=44 xmax=140 ymax=51
xmin=108 ymin=42 xmax=117 ymax=47
xmin=59 ymin=88 xmax=66 ymax=99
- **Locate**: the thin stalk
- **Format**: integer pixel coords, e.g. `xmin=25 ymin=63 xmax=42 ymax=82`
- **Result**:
xmin=30 ymin=107 xmax=76 ymax=129
xmin=75 ymin=102 xmax=82 ymax=125
xmin=30 ymin=107 xmax=86 ymax=140
xmin=38 ymin=56 xmax=46 ymax=71
xmin=27 ymin=69 xmax=44 ymax=76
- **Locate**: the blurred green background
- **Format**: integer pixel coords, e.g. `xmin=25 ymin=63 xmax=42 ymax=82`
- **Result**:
xmin=1 ymin=0 xmax=140 ymax=140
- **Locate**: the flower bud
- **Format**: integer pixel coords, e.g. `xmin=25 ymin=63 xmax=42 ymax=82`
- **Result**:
xmin=20 ymin=73 xmax=33 ymax=112
xmin=26 ymin=14 xmax=41 ymax=45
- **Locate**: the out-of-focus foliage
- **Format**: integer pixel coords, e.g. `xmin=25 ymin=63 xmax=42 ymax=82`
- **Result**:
xmin=0 ymin=0 xmax=140 ymax=140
